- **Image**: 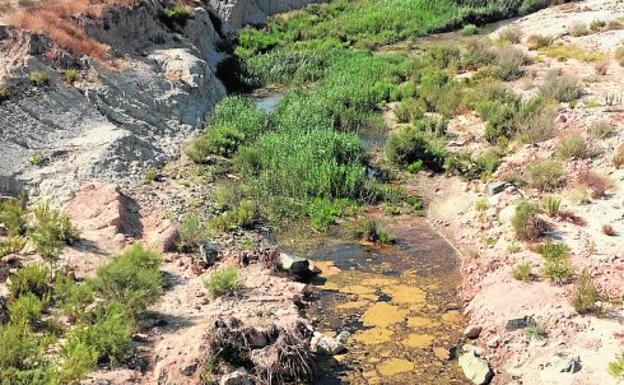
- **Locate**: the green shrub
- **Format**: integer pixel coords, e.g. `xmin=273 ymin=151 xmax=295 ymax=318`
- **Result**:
xmin=609 ymin=353 xmax=624 ymax=378
xmin=0 ymin=323 xmax=53 ymax=383
xmin=515 ymin=97 xmax=557 ymax=144
xmin=511 ymin=201 xmax=547 ymax=241
xmin=537 ymin=241 xmax=569 ymax=261
xmin=354 ymin=219 xmax=395 ymax=244
xmin=512 ymin=262 xmax=532 ymax=282
xmin=539 ymin=70 xmax=582 ymax=102
xmin=0 ymin=199 xmax=26 ymax=237
xmin=8 ymin=265 xmax=50 ymax=299
xmin=28 ymin=72 xmax=50 ymax=86
xmin=386 ymin=127 xmax=447 ymax=172
xmin=616 ymin=46 xmax=624 ymax=67
xmin=178 ymin=212 xmax=209 ymax=249
xmin=64 ymin=69 xmax=78 ymax=83
xmin=494 ymin=46 xmax=530 ymax=80
xmin=31 ymin=203 xmax=79 ymax=245
xmin=204 ymin=266 xmax=242 ymax=297
xmin=394 ymin=99 xmax=424 ymax=123
xmin=557 ymin=135 xmax=594 ymax=159
xmin=65 ymin=302 xmax=133 ymax=366
xmin=144 ymin=170 xmax=158 ymax=182
xmin=525 ymin=323 xmax=546 ymax=340
xmin=444 ymin=149 xmax=500 ymax=180
xmin=571 ymin=270 xmax=599 ymax=314
xmin=305 ymin=198 xmax=356 ymax=232
xmin=417 ymin=70 xmax=464 ymax=116
xmin=58 ymin=341 xmax=98 ymax=384
xmin=0 ymin=237 xmax=25 ymax=257
xmin=28 ymin=155 xmax=45 ymax=166
xmin=460 ymin=38 xmax=497 ymax=69
xmin=186 ymin=124 xmax=245 ymax=161
xmin=542 ymin=196 xmax=561 ymax=217
xmin=92 ymin=244 xmax=163 ymax=316
xmin=208 ymin=201 xmax=256 ymax=233
xmin=9 ymin=294 xmax=43 ymax=327
xmin=590 ymin=19 xmax=606 ymax=32
xmin=542 ymin=258 xmax=573 ymax=284
xmin=461 ymin=24 xmax=479 ymax=36
xmin=161 ymin=5 xmax=190 ymax=26
xmin=527 ymin=159 xmax=565 ymax=191
xmin=54 ymin=272 xmax=95 ymax=319
xmin=471 ymin=82 xmax=521 ymax=142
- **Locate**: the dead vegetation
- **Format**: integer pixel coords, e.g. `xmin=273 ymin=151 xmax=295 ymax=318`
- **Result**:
xmin=4 ymin=0 xmax=136 ymax=62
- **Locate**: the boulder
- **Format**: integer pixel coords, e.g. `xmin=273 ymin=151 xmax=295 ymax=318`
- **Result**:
xmin=335 ymin=330 xmax=351 ymax=344
xmin=280 ymin=253 xmax=316 ymax=278
xmin=310 ymin=332 xmax=347 ymax=356
xmin=200 ymin=243 xmax=220 ymax=265
xmin=487 ymin=181 xmax=509 ymax=196
xmin=220 ymin=369 xmax=252 ymax=385
xmin=505 ymin=316 xmax=536 ymax=331
xmin=459 ymin=351 xmax=494 ymax=385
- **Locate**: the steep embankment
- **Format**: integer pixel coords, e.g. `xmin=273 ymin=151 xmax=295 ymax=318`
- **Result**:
xmin=0 ymin=0 xmax=322 ymax=202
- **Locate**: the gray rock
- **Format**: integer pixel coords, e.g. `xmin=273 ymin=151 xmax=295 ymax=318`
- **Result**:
xmin=459 ymin=351 xmax=494 ymax=385
xmin=310 ymin=332 xmax=347 ymax=356
xmin=181 ymin=362 xmax=198 ymax=376
xmin=336 ymin=330 xmax=351 ymax=344
xmin=506 ymin=316 xmax=536 ymax=331
xmin=558 ymin=356 xmax=582 ymax=374
xmin=220 ymin=369 xmax=252 ymax=385
xmin=487 ymin=181 xmax=509 ymax=195
xmin=200 ymin=243 xmax=219 ymax=265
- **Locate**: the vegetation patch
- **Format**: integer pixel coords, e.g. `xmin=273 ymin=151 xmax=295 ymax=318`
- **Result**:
xmin=204 ymin=266 xmax=242 ymax=297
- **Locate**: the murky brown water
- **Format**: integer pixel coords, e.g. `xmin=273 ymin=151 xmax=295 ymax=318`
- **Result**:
xmin=305 ymin=215 xmax=469 ymax=385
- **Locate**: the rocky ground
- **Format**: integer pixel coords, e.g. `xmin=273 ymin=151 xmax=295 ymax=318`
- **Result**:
xmin=409 ymin=1 xmax=624 ymax=384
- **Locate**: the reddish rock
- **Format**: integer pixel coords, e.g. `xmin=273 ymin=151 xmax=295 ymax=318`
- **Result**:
xmin=64 ymin=183 xmax=127 ymax=232
xmin=464 ymin=325 xmax=483 ymax=339
xmin=143 ymin=215 xmax=179 ymax=252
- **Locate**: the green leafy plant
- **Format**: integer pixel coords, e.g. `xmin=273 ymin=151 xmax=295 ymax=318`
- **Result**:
xmin=0 ymin=199 xmax=26 ymax=237
xmin=29 ymin=154 xmax=45 ymax=166
xmin=542 ymin=258 xmax=574 ymax=284
xmin=161 ymin=5 xmax=190 ymax=26
xmin=0 ymin=237 xmax=25 ymax=257
xmin=64 ymin=69 xmax=79 ymax=83
xmin=386 ymin=127 xmax=447 ymax=172
xmin=204 ymin=266 xmax=242 ymax=297
xmin=537 ymin=241 xmax=569 ymax=261
xmin=178 ymin=212 xmax=210 ymax=250
xmin=609 ymin=353 xmax=624 ymax=378
xmin=144 ymin=170 xmax=158 ymax=182
xmin=9 ymin=293 xmax=43 ymax=327
xmin=354 ymin=219 xmax=395 ymax=244
xmin=208 ymin=201 xmax=256 ymax=234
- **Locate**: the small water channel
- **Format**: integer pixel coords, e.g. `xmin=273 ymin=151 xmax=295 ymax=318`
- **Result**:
xmin=252 ymin=91 xmax=468 ymax=385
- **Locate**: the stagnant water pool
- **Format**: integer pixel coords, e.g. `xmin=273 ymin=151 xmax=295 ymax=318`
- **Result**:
xmin=305 ymin=215 xmax=469 ymax=385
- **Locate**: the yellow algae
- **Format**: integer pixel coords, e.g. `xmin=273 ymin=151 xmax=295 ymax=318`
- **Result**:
xmin=363 ymin=371 xmax=377 ymax=379
xmin=361 ymin=303 xmax=408 ymax=327
xmin=407 ymin=316 xmax=440 ymax=329
xmin=433 ymin=347 xmax=450 ymax=361
xmin=402 ymin=334 xmax=434 ymax=349
xmin=323 ymin=281 xmax=339 ymax=291
xmin=336 ymin=300 xmax=370 ymax=310
xmin=339 ymin=285 xmax=377 ymax=296
xmin=364 ymin=277 xmax=398 ymax=287
xmin=377 ymin=358 xmax=414 ymax=377
xmin=352 ymin=327 xmax=394 ymax=345
xmin=314 ymin=260 xmax=341 ymax=277
xmin=441 ymin=310 xmax=463 ymax=324
xmin=382 ymin=284 xmax=426 ymax=305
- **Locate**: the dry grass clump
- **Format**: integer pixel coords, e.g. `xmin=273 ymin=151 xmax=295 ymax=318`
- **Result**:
xmin=5 ymin=0 xmax=135 ymax=62
xmin=526 ymin=34 xmax=553 ymax=50
xmin=602 ymin=224 xmax=617 ymax=236
xmin=569 ymin=22 xmax=589 ymax=37
xmin=557 ymin=209 xmax=587 ymax=226
xmin=594 ymin=59 xmax=609 ymax=75
xmin=528 ymin=159 xmax=565 ymax=192
xmin=589 ymin=119 xmax=614 ymax=139
xmin=613 ymin=144 xmax=624 ymax=168
xmin=556 ymin=133 xmax=595 ymax=159
xmin=571 ymin=270 xmax=599 ymax=314
xmin=575 ymin=170 xmax=613 ymax=199
xmin=615 ymin=46 xmax=624 ymax=67
xmin=498 ymin=25 xmax=523 ymax=43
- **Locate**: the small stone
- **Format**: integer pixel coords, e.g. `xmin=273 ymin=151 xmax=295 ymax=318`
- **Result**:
xmin=336 ymin=330 xmax=351 ymax=344
xmin=220 ymin=369 xmax=252 ymax=385
xmin=464 ymin=325 xmax=482 ymax=339
xmin=486 ymin=336 xmax=500 ymax=349
xmin=310 ymin=332 xmax=347 ymax=355
xmin=113 ymin=233 xmax=126 ymax=242
xmin=200 ymin=243 xmax=219 ymax=265
xmin=558 ymin=356 xmax=582 ymax=374
xmin=487 ymin=181 xmax=509 ymax=196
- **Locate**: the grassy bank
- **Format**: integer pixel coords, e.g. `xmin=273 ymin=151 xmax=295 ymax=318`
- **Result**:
xmin=188 ymin=0 xmax=568 ymax=234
